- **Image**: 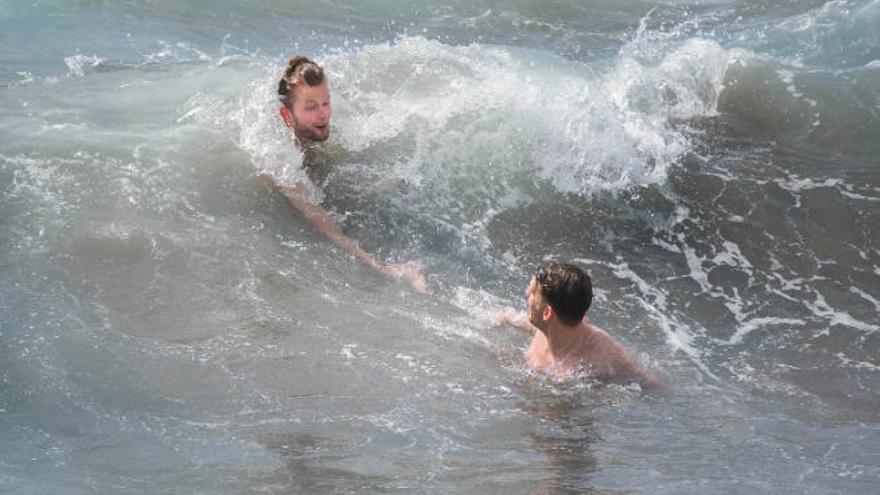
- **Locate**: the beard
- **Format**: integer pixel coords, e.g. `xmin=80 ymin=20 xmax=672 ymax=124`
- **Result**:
xmin=294 ymin=121 xmax=329 ymax=145
xmin=527 ymin=302 xmax=549 ymax=334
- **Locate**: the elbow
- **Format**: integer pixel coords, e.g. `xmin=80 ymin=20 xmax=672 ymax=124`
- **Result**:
xmin=641 ymin=373 xmax=666 ymax=393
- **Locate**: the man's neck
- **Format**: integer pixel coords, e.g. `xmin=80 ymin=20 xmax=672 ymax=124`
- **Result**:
xmin=544 ymin=321 xmax=590 ymax=357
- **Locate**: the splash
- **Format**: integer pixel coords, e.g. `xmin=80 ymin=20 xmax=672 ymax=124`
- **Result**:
xmin=180 ymin=66 xmax=323 ymax=204
xmin=319 ymin=35 xmax=741 ymax=197
xmin=63 ymin=54 xmax=105 ymax=77
xmin=200 ymin=33 xmax=763 ymax=215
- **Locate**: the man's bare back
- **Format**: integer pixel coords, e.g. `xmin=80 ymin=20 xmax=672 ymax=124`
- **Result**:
xmin=525 ymin=318 xmax=659 ymax=385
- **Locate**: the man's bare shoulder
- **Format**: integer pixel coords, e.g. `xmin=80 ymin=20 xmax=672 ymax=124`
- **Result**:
xmin=581 ymin=321 xmax=624 ymax=351
xmin=582 ymin=322 xmax=665 ymax=389
xmin=579 ymin=321 xmax=637 ymax=366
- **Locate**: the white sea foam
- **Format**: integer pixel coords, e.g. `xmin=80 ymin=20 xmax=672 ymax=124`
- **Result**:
xmin=318 ymin=35 xmax=738 ymax=197
xmin=665 ymin=206 xmax=756 ymax=322
xmin=36 ymin=122 xmax=89 ymax=135
xmin=145 ymin=40 xmax=212 ymax=64
xmin=778 ymin=176 xmax=845 ymax=193
xmin=726 ymin=317 xmax=805 ymax=345
xmin=835 ymin=352 xmax=880 ymax=372
xmin=574 ymin=256 xmax=718 ymax=381
xmin=728 ymin=358 xmax=821 ymax=400
xmin=190 ymin=32 xmax=762 ymax=236
xmin=839 ymin=186 xmax=880 ymax=202
xmin=180 ymin=70 xmax=322 ymax=204
xmin=850 ymin=287 xmax=880 ymax=314
xmin=805 ymin=291 xmax=880 ymax=336
xmin=63 ymin=54 xmax=104 ymax=77
xmin=607 ymin=37 xmax=735 ymax=121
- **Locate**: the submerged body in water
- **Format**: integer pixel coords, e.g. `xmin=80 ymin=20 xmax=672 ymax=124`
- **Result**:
xmin=493 ymin=261 xmax=665 ymax=390
xmin=272 ymin=54 xmax=426 ymax=292
xmin=1 ymin=1 xmax=878 ymax=493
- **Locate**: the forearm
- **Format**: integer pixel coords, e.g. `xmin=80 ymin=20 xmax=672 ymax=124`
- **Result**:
xmin=274 ymin=181 xmax=426 ymax=293
xmin=281 ymin=185 xmax=382 ymax=270
xmin=322 ymin=226 xmax=380 ymax=269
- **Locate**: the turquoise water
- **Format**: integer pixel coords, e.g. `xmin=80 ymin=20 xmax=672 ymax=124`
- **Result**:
xmin=2 ymin=1 xmax=878 ymax=493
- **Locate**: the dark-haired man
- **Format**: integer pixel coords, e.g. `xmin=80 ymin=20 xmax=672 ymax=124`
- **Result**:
xmin=272 ymin=56 xmax=426 ymax=293
xmin=494 ymin=260 xmax=664 ymax=389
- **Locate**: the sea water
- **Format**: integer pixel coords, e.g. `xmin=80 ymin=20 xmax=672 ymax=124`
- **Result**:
xmin=1 ymin=1 xmax=878 ymax=493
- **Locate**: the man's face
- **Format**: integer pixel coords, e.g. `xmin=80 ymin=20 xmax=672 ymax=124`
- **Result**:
xmin=290 ymin=81 xmax=332 ymax=144
xmin=526 ymin=278 xmax=549 ymax=332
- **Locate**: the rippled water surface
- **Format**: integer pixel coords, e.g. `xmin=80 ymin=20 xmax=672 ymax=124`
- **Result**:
xmin=2 ymin=1 xmax=878 ymax=493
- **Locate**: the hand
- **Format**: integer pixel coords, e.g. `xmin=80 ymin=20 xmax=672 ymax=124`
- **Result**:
xmin=382 ymin=261 xmax=427 ymax=294
xmin=484 ymin=306 xmax=536 ymax=333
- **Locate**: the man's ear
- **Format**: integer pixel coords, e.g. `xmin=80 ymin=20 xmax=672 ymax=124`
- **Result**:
xmin=279 ymin=106 xmax=293 ymax=127
xmin=542 ymin=305 xmax=553 ymax=322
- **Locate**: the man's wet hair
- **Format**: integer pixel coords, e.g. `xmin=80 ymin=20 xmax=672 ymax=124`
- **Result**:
xmin=533 ymin=260 xmax=593 ymax=326
xmin=277 ymin=56 xmax=325 ymax=107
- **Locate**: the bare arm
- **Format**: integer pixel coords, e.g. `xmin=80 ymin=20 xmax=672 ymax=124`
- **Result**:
xmin=488 ymin=307 xmax=538 ymax=334
xmin=643 ymin=372 xmax=666 ymax=392
xmin=615 ymin=349 xmax=666 ymax=392
xmin=280 ymin=182 xmax=380 ymax=268
xmin=590 ymin=325 xmax=666 ymax=392
xmin=627 ymin=362 xmax=666 ymax=392
xmin=277 ymin=181 xmax=426 ymax=293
